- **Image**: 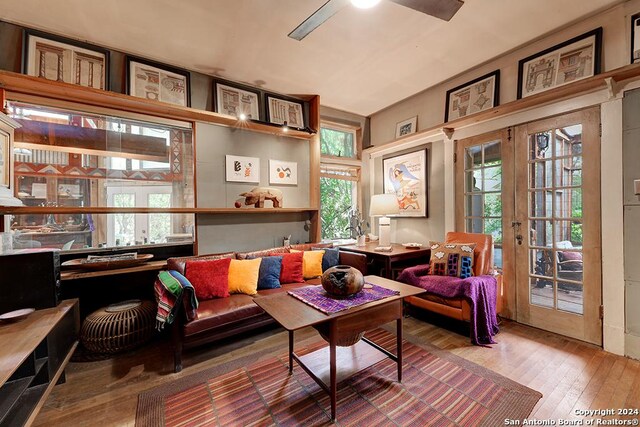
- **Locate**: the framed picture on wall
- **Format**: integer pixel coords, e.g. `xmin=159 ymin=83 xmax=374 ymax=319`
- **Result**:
xmin=265 ymin=94 xmax=305 ymax=129
xmin=23 ymin=29 xmax=110 ymax=90
xmin=445 ymin=70 xmax=500 ymax=122
xmin=632 ymin=13 xmax=640 ymax=63
xmin=126 ymin=56 xmax=191 ymax=107
xmin=214 ymin=80 xmax=261 ymax=120
xmin=395 ymin=116 xmax=418 ymax=138
xmin=517 ymin=27 xmax=602 ymax=99
xmin=383 ymin=149 xmax=428 ymax=217
xmin=225 ymin=155 xmax=260 ymax=183
xmin=269 ymin=159 xmax=297 ymax=185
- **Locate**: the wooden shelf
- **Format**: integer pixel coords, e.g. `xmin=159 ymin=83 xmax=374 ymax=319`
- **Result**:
xmin=60 ymin=260 xmax=167 ymax=281
xmin=0 ymin=70 xmax=315 ymax=140
xmin=0 ymin=206 xmax=318 ymax=215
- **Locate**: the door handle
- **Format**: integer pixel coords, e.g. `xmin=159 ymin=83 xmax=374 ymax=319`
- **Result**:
xmin=516 ymin=234 xmax=523 ymax=245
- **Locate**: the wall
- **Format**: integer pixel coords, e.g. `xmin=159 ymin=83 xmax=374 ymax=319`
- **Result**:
xmin=623 ymin=88 xmax=640 ymax=359
xmin=369 ymin=1 xmax=638 ymax=145
xmin=194 ymin=122 xmax=311 ymax=253
xmin=365 ymin=1 xmax=640 ymax=356
xmin=367 ymin=142 xmax=446 ymax=244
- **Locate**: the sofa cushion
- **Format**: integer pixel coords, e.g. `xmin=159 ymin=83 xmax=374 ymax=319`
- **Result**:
xmin=168 ymin=252 xmax=236 ymax=275
xmin=228 ymin=259 xmax=261 ymax=295
xmin=314 ymin=247 xmax=340 ymax=272
xmin=185 ymin=258 xmax=231 ymax=300
xmin=236 ymin=246 xmax=290 ymax=260
xmin=255 ymin=256 xmax=282 ymax=289
xmin=184 ymin=295 xmax=263 ymax=335
xmin=278 ymin=252 xmax=304 ymax=284
xmin=291 ymin=250 xmax=324 ymax=279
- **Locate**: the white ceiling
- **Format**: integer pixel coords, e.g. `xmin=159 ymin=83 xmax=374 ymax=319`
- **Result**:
xmin=0 ymin=0 xmax=620 ymax=116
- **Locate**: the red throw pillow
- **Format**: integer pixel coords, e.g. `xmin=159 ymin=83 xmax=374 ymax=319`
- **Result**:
xmin=185 ymin=258 xmax=232 ymax=300
xmin=277 ymin=252 xmax=304 ymax=284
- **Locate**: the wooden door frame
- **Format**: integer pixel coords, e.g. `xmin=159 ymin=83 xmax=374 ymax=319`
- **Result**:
xmin=455 ymin=129 xmax=515 ymax=319
xmin=514 ymin=107 xmax=602 ymax=345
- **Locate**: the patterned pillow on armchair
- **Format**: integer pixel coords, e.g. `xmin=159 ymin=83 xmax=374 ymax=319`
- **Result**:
xmin=428 ymin=241 xmax=476 ymax=279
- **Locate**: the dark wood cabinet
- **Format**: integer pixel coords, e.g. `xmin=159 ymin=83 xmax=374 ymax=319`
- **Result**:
xmin=0 ymin=299 xmax=79 ymax=426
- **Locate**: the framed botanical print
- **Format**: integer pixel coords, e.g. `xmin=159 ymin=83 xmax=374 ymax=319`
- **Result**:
xmin=265 ymin=94 xmax=305 ymax=129
xmin=517 ymin=28 xmax=602 ymax=99
xmin=383 ymin=149 xmax=428 ymax=217
xmin=126 ymin=56 xmax=191 ymax=107
xmin=214 ymin=80 xmax=261 ymax=120
xmin=445 ymin=70 xmax=500 ymax=122
xmin=23 ymin=29 xmax=110 ymax=90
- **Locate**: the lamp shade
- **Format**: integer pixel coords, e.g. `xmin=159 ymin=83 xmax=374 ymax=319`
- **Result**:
xmin=369 ymin=194 xmax=400 ymax=217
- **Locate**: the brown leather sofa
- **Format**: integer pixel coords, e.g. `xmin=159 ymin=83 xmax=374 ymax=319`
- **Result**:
xmin=167 ymin=243 xmax=368 ymax=372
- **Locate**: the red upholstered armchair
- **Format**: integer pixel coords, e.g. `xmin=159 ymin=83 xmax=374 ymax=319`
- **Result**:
xmin=403 ymin=232 xmax=503 ymax=322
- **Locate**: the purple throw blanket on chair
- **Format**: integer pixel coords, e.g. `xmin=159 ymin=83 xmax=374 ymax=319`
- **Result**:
xmin=397 ymin=265 xmax=499 ymax=346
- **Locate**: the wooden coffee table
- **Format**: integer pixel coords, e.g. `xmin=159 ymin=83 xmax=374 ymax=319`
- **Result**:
xmin=253 ymin=275 xmax=425 ymax=422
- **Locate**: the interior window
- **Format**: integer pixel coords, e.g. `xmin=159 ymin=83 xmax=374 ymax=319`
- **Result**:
xmin=7 ymin=101 xmax=194 ymax=251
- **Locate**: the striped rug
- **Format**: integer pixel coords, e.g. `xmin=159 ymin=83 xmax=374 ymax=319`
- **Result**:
xmin=137 ymin=329 xmax=541 ymax=426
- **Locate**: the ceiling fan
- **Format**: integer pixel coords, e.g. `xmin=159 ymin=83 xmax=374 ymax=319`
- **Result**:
xmin=288 ymin=0 xmax=464 ymax=41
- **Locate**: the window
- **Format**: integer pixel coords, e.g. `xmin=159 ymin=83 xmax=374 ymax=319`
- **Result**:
xmin=463 ymin=140 xmax=503 ymax=267
xmin=319 ymin=123 xmax=361 ymax=240
xmin=320 ymin=122 xmax=357 ymax=159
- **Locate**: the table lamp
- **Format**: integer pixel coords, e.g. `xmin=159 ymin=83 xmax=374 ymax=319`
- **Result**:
xmin=370 ymin=194 xmax=400 ymax=249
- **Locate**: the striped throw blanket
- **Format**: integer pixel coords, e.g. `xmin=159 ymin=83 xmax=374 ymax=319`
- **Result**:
xmin=154 ymin=270 xmax=198 ymax=331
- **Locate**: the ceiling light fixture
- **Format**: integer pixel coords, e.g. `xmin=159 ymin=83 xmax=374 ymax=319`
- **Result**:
xmin=351 ymin=0 xmax=381 ymax=9
xmin=238 ymin=113 xmax=247 ymax=121
xmin=282 ymin=121 xmax=289 ymax=133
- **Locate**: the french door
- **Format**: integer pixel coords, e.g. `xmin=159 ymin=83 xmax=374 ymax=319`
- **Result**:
xmin=106 ymin=185 xmax=172 ymax=246
xmin=456 ymin=108 xmax=602 ymax=344
xmin=514 ymin=108 xmax=601 ymax=344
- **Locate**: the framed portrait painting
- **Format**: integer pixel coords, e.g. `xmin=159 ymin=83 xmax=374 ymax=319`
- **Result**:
xmin=445 ymin=70 xmax=499 ymax=122
xmin=265 ymin=94 xmax=305 ymax=129
xmin=23 ymin=29 xmax=110 ymax=90
xmin=517 ymin=28 xmax=602 ymax=99
xmin=383 ymin=149 xmax=428 ymax=217
xmin=214 ymin=80 xmax=261 ymax=120
xmin=225 ymin=155 xmax=260 ymax=183
xmin=126 ymin=56 xmax=191 ymax=107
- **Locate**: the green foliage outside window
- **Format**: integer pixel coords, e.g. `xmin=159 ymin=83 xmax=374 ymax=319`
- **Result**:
xmin=321 ymin=127 xmax=354 ymax=158
xmin=320 ymin=177 xmax=353 ymax=240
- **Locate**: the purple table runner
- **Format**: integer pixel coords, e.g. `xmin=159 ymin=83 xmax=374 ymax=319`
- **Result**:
xmin=288 ymin=283 xmax=399 ymax=314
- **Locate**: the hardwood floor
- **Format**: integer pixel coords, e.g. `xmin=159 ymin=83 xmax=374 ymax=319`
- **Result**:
xmin=34 ymin=316 xmax=640 ymax=426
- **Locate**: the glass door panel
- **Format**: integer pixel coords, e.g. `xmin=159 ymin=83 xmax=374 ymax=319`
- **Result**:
xmin=515 ymin=108 xmax=601 ymax=344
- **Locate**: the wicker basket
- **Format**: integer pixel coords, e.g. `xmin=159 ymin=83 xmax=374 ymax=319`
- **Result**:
xmin=81 ymin=300 xmax=155 ymax=354
xmin=313 ymin=323 xmax=365 ymax=347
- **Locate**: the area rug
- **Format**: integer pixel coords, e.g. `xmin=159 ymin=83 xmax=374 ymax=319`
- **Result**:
xmin=136 ymin=329 xmax=541 ymax=426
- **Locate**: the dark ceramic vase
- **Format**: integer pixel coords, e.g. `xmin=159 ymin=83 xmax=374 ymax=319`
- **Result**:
xmin=321 ymin=265 xmax=364 ymax=298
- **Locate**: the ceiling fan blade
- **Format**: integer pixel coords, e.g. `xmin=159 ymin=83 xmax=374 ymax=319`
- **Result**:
xmin=389 ymin=0 xmax=464 ymax=21
xmin=288 ymin=0 xmax=350 ymax=41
